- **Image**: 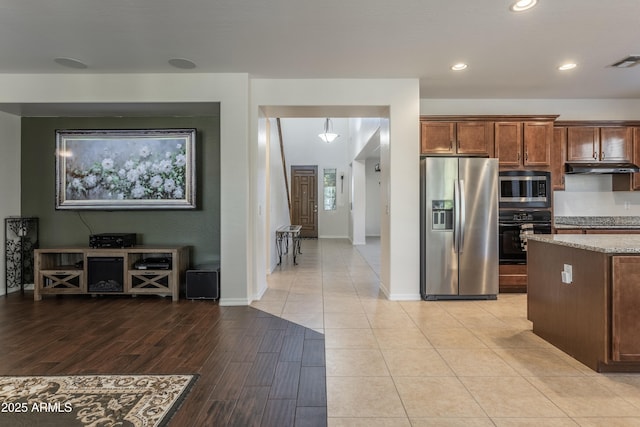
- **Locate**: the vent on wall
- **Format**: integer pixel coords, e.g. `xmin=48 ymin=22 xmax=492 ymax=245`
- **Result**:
xmin=610 ymin=55 xmax=640 ymax=68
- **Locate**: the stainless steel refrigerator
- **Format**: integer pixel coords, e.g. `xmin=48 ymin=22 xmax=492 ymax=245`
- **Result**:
xmin=420 ymin=157 xmax=498 ymax=300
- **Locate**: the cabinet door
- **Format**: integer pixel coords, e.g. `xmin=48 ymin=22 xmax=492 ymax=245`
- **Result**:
xmin=523 ymin=122 xmax=552 ymax=167
xmin=633 ymin=128 xmax=640 ymax=190
xmin=567 ymin=127 xmax=598 ymax=162
xmin=612 ymin=256 xmax=640 ymax=361
xmin=421 ymin=122 xmax=455 ymax=154
xmin=494 ymin=122 xmax=522 ymax=167
xmin=600 ymin=127 xmax=632 ymax=162
xmin=456 ymin=122 xmax=492 ymax=156
xmin=551 ymin=127 xmax=567 ymax=190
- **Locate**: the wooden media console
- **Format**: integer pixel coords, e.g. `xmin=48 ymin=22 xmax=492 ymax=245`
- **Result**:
xmin=34 ymin=246 xmax=189 ymax=302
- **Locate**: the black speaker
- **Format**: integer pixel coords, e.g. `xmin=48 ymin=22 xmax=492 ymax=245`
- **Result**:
xmin=186 ymin=265 xmax=220 ymax=300
xmin=87 ymin=257 xmax=124 ymax=292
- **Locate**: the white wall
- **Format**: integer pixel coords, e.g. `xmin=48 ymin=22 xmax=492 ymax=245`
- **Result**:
xmin=0 ymin=111 xmax=22 ymax=295
xmin=351 ymin=160 xmax=366 ymax=245
xmin=555 ymin=175 xmax=640 ymax=216
xmin=0 ymin=73 xmax=251 ymax=305
xmin=421 ymin=98 xmax=640 ymax=217
xmin=267 ymin=118 xmax=292 ymax=272
xmin=252 ymin=79 xmax=421 ymax=301
xmin=420 ymin=99 xmax=640 ymax=120
xmin=350 ymin=118 xmax=383 ymax=160
xmin=365 ymin=158 xmax=382 ymax=236
xmin=281 ymin=118 xmax=350 ymax=239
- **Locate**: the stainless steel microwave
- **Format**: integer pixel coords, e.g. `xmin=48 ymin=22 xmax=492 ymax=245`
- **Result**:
xmin=498 ymin=170 xmax=551 ymax=208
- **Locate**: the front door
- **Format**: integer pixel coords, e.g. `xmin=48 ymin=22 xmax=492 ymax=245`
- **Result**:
xmin=291 ymin=165 xmax=318 ymax=238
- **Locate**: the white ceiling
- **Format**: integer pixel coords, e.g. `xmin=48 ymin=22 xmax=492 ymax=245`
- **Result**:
xmin=0 ymin=0 xmax=639 ymax=99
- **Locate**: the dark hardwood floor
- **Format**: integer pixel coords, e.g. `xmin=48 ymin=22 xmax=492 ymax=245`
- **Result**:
xmin=0 ymin=292 xmax=327 ymax=426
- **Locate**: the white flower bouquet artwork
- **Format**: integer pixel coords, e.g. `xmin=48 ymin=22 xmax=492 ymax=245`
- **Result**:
xmin=55 ymin=129 xmax=196 ymax=210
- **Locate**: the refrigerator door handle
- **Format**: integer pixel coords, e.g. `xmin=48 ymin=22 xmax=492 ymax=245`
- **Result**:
xmin=453 ymin=179 xmax=460 ymax=252
xmin=459 ymin=179 xmax=466 ymax=253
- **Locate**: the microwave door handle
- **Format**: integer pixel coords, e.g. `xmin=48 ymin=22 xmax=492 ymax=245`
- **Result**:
xmin=458 ymin=180 xmax=465 ymax=253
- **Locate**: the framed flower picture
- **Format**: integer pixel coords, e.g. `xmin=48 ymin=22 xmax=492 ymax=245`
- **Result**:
xmin=55 ymin=129 xmax=196 ymax=210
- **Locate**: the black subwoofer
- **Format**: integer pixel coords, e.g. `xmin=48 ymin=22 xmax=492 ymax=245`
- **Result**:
xmin=87 ymin=257 xmax=124 ymax=292
xmin=186 ymin=265 xmax=220 ymax=300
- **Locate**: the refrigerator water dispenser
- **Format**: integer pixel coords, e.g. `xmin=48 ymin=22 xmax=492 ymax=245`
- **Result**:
xmin=431 ymin=200 xmax=453 ymax=231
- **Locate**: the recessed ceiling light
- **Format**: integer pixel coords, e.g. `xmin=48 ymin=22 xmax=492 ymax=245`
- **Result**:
xmin=451 ymin=63 xmax=468 ymax=71
xmin=168 ymin=58 xmax=197 ymax=69
xmin=510 ymin=0 xmax=538 ymax=12
xmin=558 ymin=63 xmax=577 ymax=71
xmin=53 ymin=57 xmax=88 ymax=69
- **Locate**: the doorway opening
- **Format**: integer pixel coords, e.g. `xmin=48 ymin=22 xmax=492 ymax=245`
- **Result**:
xmin=263 ymin=115 xmax=386 ymax=280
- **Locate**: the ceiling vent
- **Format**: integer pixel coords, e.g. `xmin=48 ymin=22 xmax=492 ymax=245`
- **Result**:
xmin=610 ymin=55 xmax=640 ymax=68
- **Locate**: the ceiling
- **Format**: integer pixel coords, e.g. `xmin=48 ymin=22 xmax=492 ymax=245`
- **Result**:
xmin=0 ymin=0 xmax=639 ymax=99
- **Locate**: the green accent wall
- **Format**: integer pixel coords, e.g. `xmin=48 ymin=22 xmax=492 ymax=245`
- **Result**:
xmin=21 ymin=116 xmax=220 ymax=266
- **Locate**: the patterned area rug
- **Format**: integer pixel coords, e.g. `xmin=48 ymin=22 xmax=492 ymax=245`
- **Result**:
xmin=0 ymin=374 xmax=197 ymax=426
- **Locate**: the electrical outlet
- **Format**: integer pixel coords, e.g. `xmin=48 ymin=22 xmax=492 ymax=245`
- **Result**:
xmin=562 ymin=264 xmax=573 ymax=284
xmin=563 ymin=264 xmax=572 ymax=276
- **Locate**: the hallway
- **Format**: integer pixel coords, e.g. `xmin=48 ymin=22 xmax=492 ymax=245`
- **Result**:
xmin=253 ymin=238 xmax=640 ymax=426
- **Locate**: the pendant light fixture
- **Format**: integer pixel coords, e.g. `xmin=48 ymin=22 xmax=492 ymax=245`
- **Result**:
xmin=318 ymin=118 xmax=339 ymax=143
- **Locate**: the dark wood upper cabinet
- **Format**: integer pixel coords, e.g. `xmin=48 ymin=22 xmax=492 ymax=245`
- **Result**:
xmin=567 ymin=126 xmax=632 ymax=163
xmin=600 ymin=127 xmax=633 ymax=162
xmin=615 ymin=127 xmax=640 ymax=191
xmin=551 ymin=127 xmax=567 ymax=190
xmin=456 ymin=122 xmax=493 ymax=156
xmin=421 ymin=121 xmax=492 ymax=156
xmin=494 ymin=122 xmax=522 ymax=167
xmin=567 ymin=126 xmax=598 ymax=161
xmin=523 ymin=122 xmax=553 ymax=167
xmin=420 ymin=122 xmax=455 ymax=154
xmin=634 ymin=128 xmax=640 ymax=190
xmin=495 ymin=121 xmax=552 ymax=169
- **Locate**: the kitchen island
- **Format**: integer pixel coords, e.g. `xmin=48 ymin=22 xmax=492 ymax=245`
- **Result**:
xmin=527 ymin=234 xmax=640 ymax=372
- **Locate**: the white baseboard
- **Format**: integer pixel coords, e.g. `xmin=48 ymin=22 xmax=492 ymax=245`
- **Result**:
xmin=219 ymin=297 xmax=251 ymax=306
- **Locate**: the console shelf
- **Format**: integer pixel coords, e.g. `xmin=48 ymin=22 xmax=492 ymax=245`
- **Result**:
xmin=34 ymin=246 xmax=189 ymax=302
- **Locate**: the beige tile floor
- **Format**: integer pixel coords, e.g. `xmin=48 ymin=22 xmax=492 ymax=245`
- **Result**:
xmin=251 ymin=238 xmax=640 ymax=426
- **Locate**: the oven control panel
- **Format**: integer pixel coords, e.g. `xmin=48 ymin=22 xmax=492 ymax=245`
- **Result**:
xmin=500 ymin=210 xmax=551 ymax=223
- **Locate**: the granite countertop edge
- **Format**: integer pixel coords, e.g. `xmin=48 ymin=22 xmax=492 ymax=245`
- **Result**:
xmin=554 ymin=216 xmax=640 ymax=229
xmin=528 ymin=234 xmax=640 ymax=254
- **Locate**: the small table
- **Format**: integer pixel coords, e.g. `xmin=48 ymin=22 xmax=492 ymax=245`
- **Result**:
xmin=276 ymin=225 xmax=302 ymax=265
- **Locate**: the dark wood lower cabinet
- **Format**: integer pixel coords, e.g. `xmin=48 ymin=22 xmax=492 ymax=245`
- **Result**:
xmin=528 ymin=239 xmax=640 ymax=372
xmin=612 ymin=256 xmax=640 ymax=362
xmin=499 ymin=264 xmax=527 ymax=293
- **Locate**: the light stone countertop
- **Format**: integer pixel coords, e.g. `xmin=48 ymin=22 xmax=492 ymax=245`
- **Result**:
xmin=527 ymin=234 xmax=640 ymax=254
xmin=554 ymin=216 xmax=640 ymax=229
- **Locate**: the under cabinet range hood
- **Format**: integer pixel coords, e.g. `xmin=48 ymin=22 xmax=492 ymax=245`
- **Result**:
xmin=565 ymin=162 xmax=640 ymax=174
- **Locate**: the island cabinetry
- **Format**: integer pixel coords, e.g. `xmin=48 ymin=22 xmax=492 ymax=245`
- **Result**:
xmin=420 ymin=121 xmax=492 ymax=156
xmin=612 ymin=256 xmax=640 ymax=361
xmin=528 ymin=235 xmax=640 ymax=372
xmin=566 ymin=126 xmax=632 ymax=163
xmin=34 ymin=246 xmax=189 ymax=302
xmin=528 ymin=240 xmax=609 ymax=371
